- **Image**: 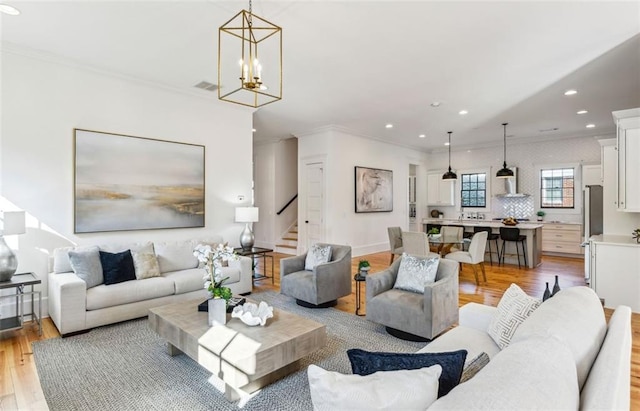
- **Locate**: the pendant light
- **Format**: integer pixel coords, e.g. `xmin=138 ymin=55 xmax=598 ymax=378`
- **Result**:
xmin=442 ymin=131 xmax=458 ymax=180
xmin=496 ymin=122 xmax=514 ymax=178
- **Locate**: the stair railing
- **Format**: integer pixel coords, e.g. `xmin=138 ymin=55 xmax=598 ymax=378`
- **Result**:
xmin=276 ymin=194 xmax=298 ymax=215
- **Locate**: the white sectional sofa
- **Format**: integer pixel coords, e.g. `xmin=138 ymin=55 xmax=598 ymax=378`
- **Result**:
xmin=48 ymin=237 xmax=252 ymax=336
xmin=419 ymin=286 xmax=631 ymax=409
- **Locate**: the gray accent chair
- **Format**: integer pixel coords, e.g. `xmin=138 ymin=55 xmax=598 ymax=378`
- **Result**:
xmin=280 ymin=243 xmax=352 ymax=308
xmin=387 ymin=227 xmax=404 ymax=264
xmin=366 ymin=257 xmax=459 ymax=340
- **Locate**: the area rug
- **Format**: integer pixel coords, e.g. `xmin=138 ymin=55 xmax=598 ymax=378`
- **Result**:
xmin=33 ymin=291 xmax=426 ymax=410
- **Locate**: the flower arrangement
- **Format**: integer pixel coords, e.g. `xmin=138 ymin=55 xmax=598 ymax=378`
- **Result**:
xmin=193 ymin=243 xmax=238 ymax=303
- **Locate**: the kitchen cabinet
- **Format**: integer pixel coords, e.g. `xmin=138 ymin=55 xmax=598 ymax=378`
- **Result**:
xmin=427 ymin=173 xmax=455 ymax=206
xmin=589 ymin=235 xmax=640 ymax=313
xmin=541 ymin=223 xmax=582 ymax=256
xmin=612 ymin=108 xmax=640 ymax=212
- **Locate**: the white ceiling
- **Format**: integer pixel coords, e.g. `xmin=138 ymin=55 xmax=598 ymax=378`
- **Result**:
xmin=2 ymin=1 xmax=639 ymax=152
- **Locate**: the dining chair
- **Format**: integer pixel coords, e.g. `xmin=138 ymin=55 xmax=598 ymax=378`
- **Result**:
xmin=445 ymin=231 xmax=488 ymax=284
xmin=440 ymin=226 xmax=463 ymax=255
xmin=387 ymin=226 xmax=404 ymax=264
xmin=401 ymin=231 xmax=437 ymax=257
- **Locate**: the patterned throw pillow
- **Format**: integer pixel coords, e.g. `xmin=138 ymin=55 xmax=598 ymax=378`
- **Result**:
xmin=304 ymin=244 xmax=332 ymax=271
xmin=487 ymin=284 xmax=541 ymax=349
xmin=131 ymin=251 xmax=161 ymax=279
xmin=393 ymin=253 xmax=439 ymax=293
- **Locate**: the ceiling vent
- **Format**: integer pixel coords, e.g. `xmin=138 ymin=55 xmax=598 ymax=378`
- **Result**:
xmin=194 ymin=81 xmax=218 ymax=92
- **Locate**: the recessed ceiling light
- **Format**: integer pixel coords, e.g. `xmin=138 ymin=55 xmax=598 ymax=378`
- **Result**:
xmin=444 ymin=142 xmax=450 ymax=146
xmin=458 ymin=110 xmax=468 ymax=115
xmin=430 ymin=102 xmax=441 ymax=107
xmin=252 ymin=128 xmax=256 ymax=133
xmin=586 ymin=124 xmax=595 ymax=128
xmin=418 ymin=134 xmax=426 ymax=139
xmin=0 ymin=4 xmax=20 ymax=15
xmin=577 ymin=110 xmax=588 ymax=115
xmin=385 ymin=123 xmax=393 ymax=129
xmin=564 ymin=89 xmax=578 ymax=96
xmin=467 ymin=150 xmax=471 ymax=153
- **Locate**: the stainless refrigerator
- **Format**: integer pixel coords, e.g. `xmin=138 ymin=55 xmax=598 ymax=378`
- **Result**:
xmin=583 ymin=185 xmax=603 ymax=281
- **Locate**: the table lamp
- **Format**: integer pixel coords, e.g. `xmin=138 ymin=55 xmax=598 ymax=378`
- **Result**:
xmin=0 ymin=211 xmax=26 ymax=282
xmin=235 ymin=207 xmax=259 ymax=250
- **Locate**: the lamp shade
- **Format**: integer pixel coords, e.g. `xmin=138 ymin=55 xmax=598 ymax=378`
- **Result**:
xmin=0 ymin=211 xmax=26 ymax=235
xmin=235 ymin=207 xmax=259 ymax=223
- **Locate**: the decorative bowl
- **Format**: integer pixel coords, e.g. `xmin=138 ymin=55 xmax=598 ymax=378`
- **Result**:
xmin=231 ymin=301 xmax=274 ymax=326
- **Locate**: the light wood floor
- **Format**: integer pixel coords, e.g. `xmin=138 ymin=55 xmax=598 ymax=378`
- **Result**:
xmin=1 ymin=252 xmax=638 ymax=410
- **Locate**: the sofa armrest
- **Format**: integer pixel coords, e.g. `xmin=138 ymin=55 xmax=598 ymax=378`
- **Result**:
xmin=47 ymin=272 xmax=87 ymax=335
xmin=227 ymin=256 xmax=252 ymax=295
xmin=280 ymin=254 xmax=306 ymax=277
xmin=424 ymin=259 xmax=459 ymax=334
xmin=366 ymin=258 xmax=401 ymax=300
xmin=459 ymin=302 xmax=497 ymax=331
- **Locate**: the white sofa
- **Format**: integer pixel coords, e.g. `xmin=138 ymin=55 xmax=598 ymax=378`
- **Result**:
xmin=418 ymin=286 xmax=631 ymax=409
xmin=48 ymin=237 xmax=252 ymax=336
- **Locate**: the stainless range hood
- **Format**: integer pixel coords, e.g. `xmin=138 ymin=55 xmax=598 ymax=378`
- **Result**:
xmin=496 ymin=167 xmax=529 ymax=197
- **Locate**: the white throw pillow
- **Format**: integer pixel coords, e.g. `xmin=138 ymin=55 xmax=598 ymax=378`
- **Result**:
xmin=304 ymin=244 xmax=332 ymax=271
xmin=131 ymin=251 xmax=161 ymax=279
xmin=307 ymin=364 xmax=441 ymax=411
xmin=487 ymin=284 xmax=541 ymax=349
xmin=393 ymin=253 xmax=440 ymax=293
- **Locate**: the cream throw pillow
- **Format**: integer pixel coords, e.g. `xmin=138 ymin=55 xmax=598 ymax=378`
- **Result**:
xmin=487 ymin=284 xmax=541 ymax=349
xmin=307 ymin=364 xmax=441 ymax=411
xmin=132 ymin=251 xmax=161 ymax=280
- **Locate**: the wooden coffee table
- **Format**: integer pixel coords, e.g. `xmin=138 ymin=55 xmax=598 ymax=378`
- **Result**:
xmin=148 ymin=299 xmax=326 ymax=400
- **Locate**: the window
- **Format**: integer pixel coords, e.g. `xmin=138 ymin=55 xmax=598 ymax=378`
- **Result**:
xmin=461 ymin=173 xmax=486 ymax=207
xmin=540 ymin=168 xmax=574 ymax=208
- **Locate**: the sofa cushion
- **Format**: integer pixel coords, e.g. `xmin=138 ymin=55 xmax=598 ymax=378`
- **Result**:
xmin=99 ymin=242 xmax=154 ymax=254
xmin=305 ymin=244 xmax=332 ymax=271
xmin=99 ymin=250 xmax=136 ymax=285
xmin=429 ymin=336 xmax=579 ymax=410
xmin=511 ymin=286 xmax=607 ymax=390
xmin=86 ymin=277 xmax=175 ymax=311
xmin=308 ymin=364 xmax=441 ymax=411
xmin=417 ymin=326 xmax=500 ymax=365
xmin=155 ymin=240 xmax=198 ymax=273
xmin=54 ymin=245 xmax=95 ymax=274
xmin=162 ymin=266 xmax=241 ymax=295
xmin=394 ymin=253 xmax=439 ymax=293
xmin=347 ymin=348 xmax=466 ymax=397
xmin=487 ymin=284 xmax=540 ymax=349
xmin=68 ymin=247 xmax=103 ymax=289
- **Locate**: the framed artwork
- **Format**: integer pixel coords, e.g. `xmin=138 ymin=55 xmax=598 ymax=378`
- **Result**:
xmin=74 ymin=129 xmax=205 ymax=233
xmin=354 ymin=166 xmax=393 ymax=213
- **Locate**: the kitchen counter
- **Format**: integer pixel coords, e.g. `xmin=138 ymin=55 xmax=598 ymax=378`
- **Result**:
xmin=589 ymin=234 xmax=640 ymax=247
xmin=422 ymin=219 xmax=542 ymax=268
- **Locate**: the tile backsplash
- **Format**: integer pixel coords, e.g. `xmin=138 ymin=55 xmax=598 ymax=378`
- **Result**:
xmin=493 ymin=196 xmax=534 ymax=219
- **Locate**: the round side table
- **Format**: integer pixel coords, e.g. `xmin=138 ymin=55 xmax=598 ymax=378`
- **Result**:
xmin=354 ymin=273 xmax=366 ymax=316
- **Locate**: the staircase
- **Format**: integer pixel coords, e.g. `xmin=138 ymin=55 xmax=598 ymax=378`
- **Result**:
xmin=275 ymin=222 xmax=298 ymax=255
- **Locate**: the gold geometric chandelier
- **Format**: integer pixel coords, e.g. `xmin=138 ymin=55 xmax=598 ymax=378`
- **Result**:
xmin=218 ymin=0 xmax=282 ymax=108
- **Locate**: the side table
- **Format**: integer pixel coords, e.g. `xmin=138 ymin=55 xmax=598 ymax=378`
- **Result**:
xmin=354 ymin=273 xmax=366 ymax=316
xmin=233 ymin=247 xmax=275 ymax=284
xmin=0 ymin=272 xmax=42 ymax=336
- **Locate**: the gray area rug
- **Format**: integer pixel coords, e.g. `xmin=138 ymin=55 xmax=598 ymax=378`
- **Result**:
xmin=33 ymin=290 xmax=426 ymax=410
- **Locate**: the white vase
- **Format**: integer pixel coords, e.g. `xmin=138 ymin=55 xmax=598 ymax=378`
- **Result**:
xmin=208 ymin=298 xmax=227 ymax=326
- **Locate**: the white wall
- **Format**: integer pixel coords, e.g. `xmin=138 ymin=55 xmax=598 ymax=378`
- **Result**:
xmin=0 ymin=49 xmax=254 ymax=317
xmin=297 ymin=127 xmax=428 ymax=257
xmin=426 ymin=135 xmax=603 ymax=223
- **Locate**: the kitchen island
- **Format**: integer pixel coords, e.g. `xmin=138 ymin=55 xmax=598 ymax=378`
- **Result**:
xmin=422 ymin=219 xmax=543 ymax=268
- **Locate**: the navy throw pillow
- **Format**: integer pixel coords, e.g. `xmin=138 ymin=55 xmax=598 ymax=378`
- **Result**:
xmin=99 ymin=250 xmax=136 ymax=285
xmin=347 ymin=348 xmax=467 ymax=398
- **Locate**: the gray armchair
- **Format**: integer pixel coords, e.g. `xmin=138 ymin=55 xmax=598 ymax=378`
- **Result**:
xmin=366 ymin=257 xmax=459 ymax=340
xmin=280 ymin=243 xmax=352 ymax=308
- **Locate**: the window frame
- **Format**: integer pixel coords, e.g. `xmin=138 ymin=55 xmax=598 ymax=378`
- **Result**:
xmin=460 ymin=172 xmax=487 ymax=208
xmin=455 ymin=167 xmax=491 ymax=213
xmin=534 ymin=163 xmax=582 ymax=216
